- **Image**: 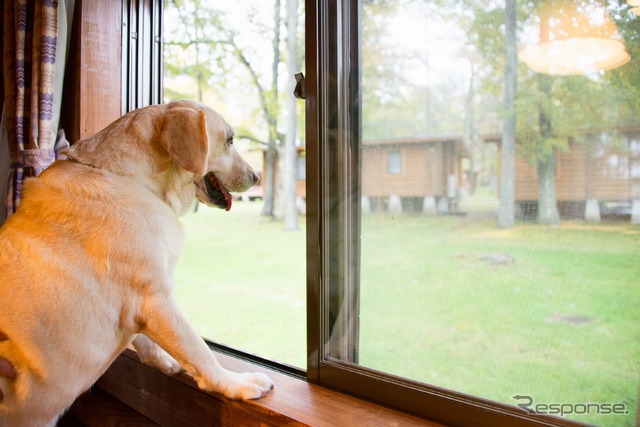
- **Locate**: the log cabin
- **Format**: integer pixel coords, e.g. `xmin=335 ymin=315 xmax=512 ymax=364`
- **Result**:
xmin=513 ymin=131 xmax=640 ymax=221
xmin=361 ymin=136 xmax=468 ymax=214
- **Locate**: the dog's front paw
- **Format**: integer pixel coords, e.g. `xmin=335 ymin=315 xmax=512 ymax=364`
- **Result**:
xmin=214 ymin=371 xmax=274 ymax=400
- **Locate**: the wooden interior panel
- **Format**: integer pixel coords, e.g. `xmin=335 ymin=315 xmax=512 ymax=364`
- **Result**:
xmin=61 ymin=0 xmax=122 ymax=143
xmin=64 ymin=349 xmax=441 ymax=427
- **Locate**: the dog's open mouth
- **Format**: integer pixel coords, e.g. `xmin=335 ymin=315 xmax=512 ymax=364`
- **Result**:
xmin=200 ymin=172 xmax=232 ymax=211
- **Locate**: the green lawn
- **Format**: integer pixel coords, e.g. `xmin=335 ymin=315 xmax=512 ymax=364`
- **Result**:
xmin=174 ymin=203 xmax=307 ymax=367
xmin=174 ymin=201 xmax=639 ymax=427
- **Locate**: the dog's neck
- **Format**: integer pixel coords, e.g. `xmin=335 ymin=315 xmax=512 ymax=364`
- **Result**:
xmin=65 ymin=157 xmax=120 ymax=174
xmin=64 ymin=157 xmax=195 ymax=217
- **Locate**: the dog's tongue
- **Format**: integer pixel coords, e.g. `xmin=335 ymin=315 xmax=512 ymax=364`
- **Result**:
xmin=220 ymin=184 xmax=232 ymax=211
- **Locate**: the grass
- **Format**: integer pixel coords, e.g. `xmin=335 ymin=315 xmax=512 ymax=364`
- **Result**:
xmin=174 ymin=201 xmax=639 ymax=427
xmin=173 ymin=203 xmax=306 ymax=367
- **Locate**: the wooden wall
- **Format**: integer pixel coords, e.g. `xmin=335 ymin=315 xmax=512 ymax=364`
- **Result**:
xmin=514 ymin=143 xmax=588 ymax=201
xmin=362 ymin=142 xmax=456 ymax=198
xmin=590 ymin=141 xmax=639 ymax=200
xmin=61 ymin=0 xmax=123 ymax=143
xmin=515 ymin=139 xmax=638 ymax=202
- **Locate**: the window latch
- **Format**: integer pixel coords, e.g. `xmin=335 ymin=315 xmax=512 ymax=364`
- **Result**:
xmin=294 ymin=72 xmax=305 ymax=100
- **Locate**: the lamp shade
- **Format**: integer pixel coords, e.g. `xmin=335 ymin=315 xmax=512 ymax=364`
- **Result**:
xmin=518 ymin=0 xmax=630 ymax=75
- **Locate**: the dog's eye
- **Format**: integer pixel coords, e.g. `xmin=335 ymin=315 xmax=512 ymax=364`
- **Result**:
xmin=226 ymin=136 xmax=234 ymax=145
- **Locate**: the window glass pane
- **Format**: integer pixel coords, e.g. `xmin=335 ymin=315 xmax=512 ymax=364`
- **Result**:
xmin=387 ymin=150 xmax=402 ymax=174
xmin=327 ymin=1 xmax=640 ymax=425
xmin=163 ymin=0 xmax=306 ymax=369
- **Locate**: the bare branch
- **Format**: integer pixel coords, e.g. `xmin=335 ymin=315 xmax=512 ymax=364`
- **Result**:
xmin=237 ymin=134 xmax=268 ymax=146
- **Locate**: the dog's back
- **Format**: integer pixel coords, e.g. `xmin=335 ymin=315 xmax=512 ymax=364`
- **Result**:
xmin=0 ymin=101 xmax=270 ymax=425
xmin=0 ymin=161 xmax=168 ymax=426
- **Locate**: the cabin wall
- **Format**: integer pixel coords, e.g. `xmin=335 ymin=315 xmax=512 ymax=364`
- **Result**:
xmin=362 ymin=143 xmax=449 ymax=198
xmin=590 ymin=140 xmax=639 ymax=201
xmin=515 ymin=139 xmax=638 ymax=202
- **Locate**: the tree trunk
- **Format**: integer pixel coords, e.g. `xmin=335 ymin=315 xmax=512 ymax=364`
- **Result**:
xmin=498 ymin=0 xmax=517 ymax=228
xmin=282 ymin=0 xmax=299 ymax=230
xmin=463 ymin=61 xmax=477 ymax=196
xmin=261 ymin=0 xmax=282 ymax=217
xmin=537 ymin=149 xmax=560 ymax=225
xmin=536 ymin=75 xmax=560 ymax=225
xmin=262 ymin=141 xmax=277 ymax=216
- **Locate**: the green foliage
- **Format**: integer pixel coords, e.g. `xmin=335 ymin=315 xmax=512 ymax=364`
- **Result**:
xmin=606 ymin=5 xmax=640 ymax=126
xmin=361 ymin=1 xmax=470 ymax=139
xmin=164 ymin=0 xmax=231 ymax=88
xmin=466 ymin=0 xmax=640 ymax=164
xmin=361 ymin=0 xmax=640 ymax=144
xmin=163 ymin=0 xmax=290 ymax=147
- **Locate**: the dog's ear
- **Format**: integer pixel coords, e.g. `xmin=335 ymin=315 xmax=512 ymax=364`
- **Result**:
xmin=158 ymin=107 xmax=209 ymax=176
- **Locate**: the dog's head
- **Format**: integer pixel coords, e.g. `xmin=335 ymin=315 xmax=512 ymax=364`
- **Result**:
xmin=63 ymin=100 xmax=259 ymax=214
xmin=158 ymin=100 xmax=260 ymax=211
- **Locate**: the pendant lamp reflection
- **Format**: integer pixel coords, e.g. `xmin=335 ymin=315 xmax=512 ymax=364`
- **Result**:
xmin=518 ymin=0 xmax=630 ymax=75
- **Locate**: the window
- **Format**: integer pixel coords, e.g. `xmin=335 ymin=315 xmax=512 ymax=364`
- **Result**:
xmin=122 ymin=0 xmax=163 ymax=112
xmin=162 ymin=0 xmax=639 ymax=426
xmin=163 ymin=0 xmax=306 ymax=370
xmin=387 ymin=150 xmax=402 ymax=174
xmin=306 ymin=1 xmax=639 ymax=427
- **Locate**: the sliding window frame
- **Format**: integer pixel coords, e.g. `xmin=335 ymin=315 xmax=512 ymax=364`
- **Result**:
xmin=305 ymin=0 xmax=362 ymax=380
xmin=121 ymin=0 xmax=164 ymax=113
xmin=304 ymin=1 xmax=584 ymax=426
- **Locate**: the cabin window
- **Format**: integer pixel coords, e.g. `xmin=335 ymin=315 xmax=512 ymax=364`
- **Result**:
xmin=387 ymin=150 xmax=402 ymax=174
xmin=160 ymin=0 xmax=640 ymax=425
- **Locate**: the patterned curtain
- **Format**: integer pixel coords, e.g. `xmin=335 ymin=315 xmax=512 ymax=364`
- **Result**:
xmin=2 ymin=0 xmax=66 ymax=218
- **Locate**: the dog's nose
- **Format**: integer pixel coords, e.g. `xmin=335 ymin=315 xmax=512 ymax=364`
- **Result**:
xmin=252 ymin=171 xmax=260 ymax=184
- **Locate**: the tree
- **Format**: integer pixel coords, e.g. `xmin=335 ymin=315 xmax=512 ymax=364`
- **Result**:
xmin=164 ymin=0 xmax=298 ymax=220
xmin=361 ymin=1 xmax=469 ymax=139
xmin=163 ymin=0 xmax=226 ymax=102
xmin=498 ymin=0 xmax=517 ymax=228
xmin=533 ymin=75 xmax=560 ymax=225
xmin=278 ymin=0 xmax=300 ymax=230
xmin=470 ymin=0 xmax=640 ymax=225
xmin=261 ymin=0 xmax=282 ymax=217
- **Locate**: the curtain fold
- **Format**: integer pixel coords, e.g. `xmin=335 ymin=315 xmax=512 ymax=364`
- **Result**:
xmin=3 ymin=0 xmax=64 ymax=218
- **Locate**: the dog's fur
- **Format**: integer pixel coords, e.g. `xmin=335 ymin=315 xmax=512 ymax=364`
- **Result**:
xmin=0 ymin=100 xmax=273 ymax=426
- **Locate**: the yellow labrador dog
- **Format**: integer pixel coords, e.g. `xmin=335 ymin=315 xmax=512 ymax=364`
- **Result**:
xmin=0 ymin=100 xmax=273 ymax=426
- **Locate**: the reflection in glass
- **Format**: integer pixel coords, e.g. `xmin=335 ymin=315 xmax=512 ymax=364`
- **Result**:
xmin=325 ymin=1 xmax=639 ymax=426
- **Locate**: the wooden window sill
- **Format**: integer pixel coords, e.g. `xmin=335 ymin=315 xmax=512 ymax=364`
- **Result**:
xmin=63 ymin=348 xmax=443 ymax=426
